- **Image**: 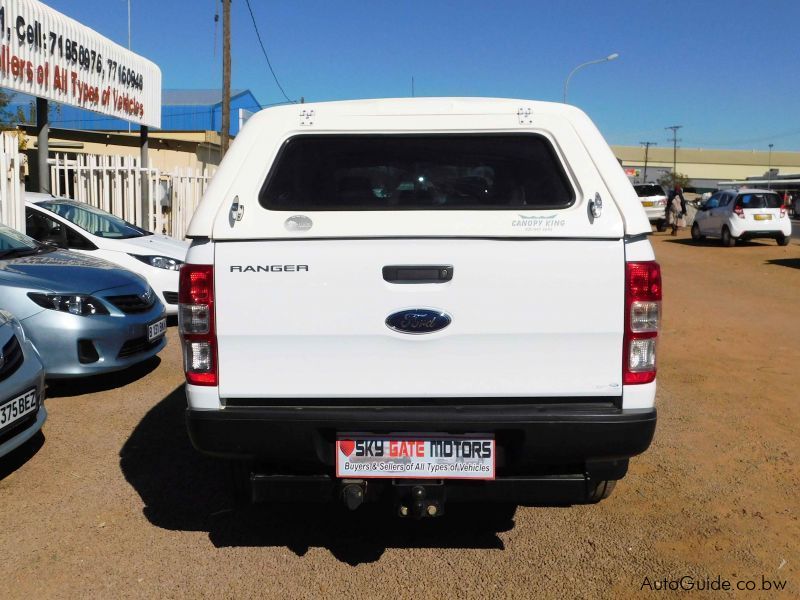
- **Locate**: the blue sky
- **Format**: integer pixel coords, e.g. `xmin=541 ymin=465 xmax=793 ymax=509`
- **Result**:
xmin=28 ymin=0 xmax=800 ymax=150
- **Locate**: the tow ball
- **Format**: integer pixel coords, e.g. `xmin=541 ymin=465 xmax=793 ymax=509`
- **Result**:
xmin=396 ymin=484 xmax=445 ymax=518
xmin=341 ymin=480 xmax=367 ymax=510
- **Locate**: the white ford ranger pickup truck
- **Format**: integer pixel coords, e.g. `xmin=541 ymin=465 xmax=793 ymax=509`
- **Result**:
xmin=180 ymin=98 xmax=661 ymax=517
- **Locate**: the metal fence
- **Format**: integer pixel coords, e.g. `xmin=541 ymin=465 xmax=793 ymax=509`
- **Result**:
xmin=0 ymin=132 xmax=26 ymax=232
xmin=48 ymin=154 xmax=215 ymax=240
xmin=50 ymin=153 xmax=163 ymax=234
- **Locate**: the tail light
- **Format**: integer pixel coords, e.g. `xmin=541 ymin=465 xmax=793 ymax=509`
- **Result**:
xmin=178 ymin=264 xmax=217 ymax=386
xmin=780 ymin=205 xmax=786 ymax=218
xmin=733 ymin=204 xmax=745 ymax=219
xmin=624 ymin=261 xmax=662 ymax=385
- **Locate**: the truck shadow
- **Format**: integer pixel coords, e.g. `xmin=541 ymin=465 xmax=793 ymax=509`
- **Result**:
xmin=119 ymin=385 xmax=515 ymax=565
xmin=765 ymin=258 xmax=800 ymax=270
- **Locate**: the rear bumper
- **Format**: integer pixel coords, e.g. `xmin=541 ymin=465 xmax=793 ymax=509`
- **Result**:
xmin=729 ymin=220 xmax=792 ymax=238
xmin=186 ymin=401 xmax=656 ymax=474
xmin=643 ymin=206 xmax=667 ymax=222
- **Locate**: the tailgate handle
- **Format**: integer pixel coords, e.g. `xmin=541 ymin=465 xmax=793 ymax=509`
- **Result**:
xmin=382 ymin=265 xmax=453 ymax=284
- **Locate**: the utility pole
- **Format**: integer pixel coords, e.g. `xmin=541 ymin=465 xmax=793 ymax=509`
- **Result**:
xmin=221 ymin=0 xmax=231 ymax=156
xmin=665 ymin=125 xmax=682 ymax=177
xmin=411 ymin=76 xmax=415 ymax=97
xmin=640 ymin=141 xmax=656 ymax=183
xmin=767 ymin=143 xmax=774 ymax=189
xmin=127 ymin=1 xmax=131 ymax=134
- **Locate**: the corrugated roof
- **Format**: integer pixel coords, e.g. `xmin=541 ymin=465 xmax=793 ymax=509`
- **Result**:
xmin=162 ymin=89 xmax=248 ymax=106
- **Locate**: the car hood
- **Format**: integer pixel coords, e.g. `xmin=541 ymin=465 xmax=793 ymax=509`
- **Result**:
xmin=108 ymin=234 xmax=189 ymax=259
xmin=0 ymin=249 xmax=147 ymax=294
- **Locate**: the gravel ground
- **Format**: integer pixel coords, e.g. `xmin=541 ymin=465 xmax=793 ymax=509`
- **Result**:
xmin=1 ymin=230 xmax=798 ymax=599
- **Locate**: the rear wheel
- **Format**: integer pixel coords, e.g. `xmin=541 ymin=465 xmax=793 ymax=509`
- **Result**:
xmin=656 ymin=219 xmax=667 ymax=232
xmin=691 ymin=222 xmax=704 ymax=241
xmin=721 ymin=226 xmax=736 ymax=247
xmin=777 ymin=235 xmax=790 ymax=246
xmin=588 ymin=480 xmax=617 ymax=502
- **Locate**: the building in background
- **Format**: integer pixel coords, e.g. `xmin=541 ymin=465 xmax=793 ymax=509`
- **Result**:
xmin=613 ymin=145 xmax=800 ymax=192
xmin=5 ymin=89 xmax=261 ymax=137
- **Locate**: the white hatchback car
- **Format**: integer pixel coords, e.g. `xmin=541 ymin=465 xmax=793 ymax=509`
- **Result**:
xmin=25 ymin=195 xmax=189 ymax=314
xmin=633 ymin=184 xmax=668 ymax=231
xmin=691 ymin=188 xmax=792 ymax=246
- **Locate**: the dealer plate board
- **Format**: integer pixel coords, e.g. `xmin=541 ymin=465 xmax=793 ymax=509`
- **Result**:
xmin=336 ymin=435 xmax=495 ymax=480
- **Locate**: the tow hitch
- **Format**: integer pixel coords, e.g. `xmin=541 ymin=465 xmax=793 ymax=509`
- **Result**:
xmin=338 ymin=480 xmax=446 ymax=517
xmin=395 ymin=482 xmax=445 ymax=518
xmin=340 ymin=480 xmax=367 ymax=510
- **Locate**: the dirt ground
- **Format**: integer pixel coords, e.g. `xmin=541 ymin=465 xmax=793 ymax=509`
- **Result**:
xmin=1 ymin=228 xmax=798 ymax=599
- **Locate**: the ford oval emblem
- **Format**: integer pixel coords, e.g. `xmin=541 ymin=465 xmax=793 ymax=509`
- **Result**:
xmin=386 ymin=308 xmax=451 ymax=335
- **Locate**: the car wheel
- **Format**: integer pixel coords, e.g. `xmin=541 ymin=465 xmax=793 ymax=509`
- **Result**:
xmin=721 ymin=226 xmax=736 ymax=247
xmin=656 ymin=219 xmax=667 ymax=232
xmin=691 ymin=222 xmax=704 ymax=241
xmin=777 ymin=235 xmax=790 ymax=246
xmin=588 ymin=480 xmax=617 ymax=502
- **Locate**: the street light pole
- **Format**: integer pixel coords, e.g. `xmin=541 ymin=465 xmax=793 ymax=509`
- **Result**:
xmin=563 ymin=53 xmax=619 ymax=103
xmin=767 ymin=143 xmax=773 ymax=189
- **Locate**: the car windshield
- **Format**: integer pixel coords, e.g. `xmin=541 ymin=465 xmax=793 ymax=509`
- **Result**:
xmin=633 ymin=185 xmax=664 ymax=197
xmin=736 ymin=193 xmax=782 ymax=209
xmin=38 ymin=201 xmax=151 ymax=239
xmin=0 ymin=224 xmax=53 ymax=258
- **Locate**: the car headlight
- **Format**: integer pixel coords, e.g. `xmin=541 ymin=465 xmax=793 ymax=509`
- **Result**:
xmin=130 ymin=254 xmax=184 ymax=271
xmin=27 ymin=293 xmax=109 ymax=316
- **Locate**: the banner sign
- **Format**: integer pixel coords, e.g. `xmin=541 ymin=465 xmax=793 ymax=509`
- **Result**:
xmin=336 ymin=436 xmax=496 ymax=480
xmin=0 ymin=0 xmax=161 ymax=127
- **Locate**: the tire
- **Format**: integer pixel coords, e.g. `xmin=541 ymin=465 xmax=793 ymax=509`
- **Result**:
xmin=721 ymin=226 xmax=735 ymax=247
xmin=777 ymin=235 xmax=790 ymax=246
xmin=691 ymin=222 xmax=704 ymax=241
xmin=588 ymin=480 xmax=617 ymax=502
xmin=656 ymin=219 xmax=667 ymax=232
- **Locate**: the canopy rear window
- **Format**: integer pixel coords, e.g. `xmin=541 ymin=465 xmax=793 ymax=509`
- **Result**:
xmin=259 ymin=134 xmax=575 ymax=211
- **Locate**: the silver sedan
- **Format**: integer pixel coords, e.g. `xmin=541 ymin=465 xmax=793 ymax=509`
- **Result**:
xmin=0 ymin=310 xmax=46 ymax=458
xmin=0 ymin=225 xmax=167 ymax=378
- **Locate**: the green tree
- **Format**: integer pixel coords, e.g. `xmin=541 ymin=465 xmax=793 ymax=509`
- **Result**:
xmin=0 ymin=88 xmax=14 ymax=126
xmin=657 ymin=171 xmax=691 ymax=190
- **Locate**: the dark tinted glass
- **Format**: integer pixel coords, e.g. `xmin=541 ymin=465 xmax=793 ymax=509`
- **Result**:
xmin=633 ymin=185 xmax=664 ymax=197
xmin=736 ymin=193 xmax=782 ymax=209
xmin=259 ymin=134 xmax=574 ymax=211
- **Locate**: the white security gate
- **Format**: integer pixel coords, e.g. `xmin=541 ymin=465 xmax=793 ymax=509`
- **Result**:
xmin=50 ymin=154 xmax=162 ymax=234
xmin=49 ymin=154 xmax=215 ymax=240
xmin=0 ymin=132 xmax=26 ymax=232
xmin=170 ymin=167 xmax=215 ymax=240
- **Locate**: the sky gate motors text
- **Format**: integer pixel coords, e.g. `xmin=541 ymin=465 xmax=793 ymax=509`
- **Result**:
xmin=352 ymin=440 xmax=493 ymax=459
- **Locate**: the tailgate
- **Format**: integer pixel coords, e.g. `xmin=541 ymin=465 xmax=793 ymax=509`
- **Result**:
xmin=214 ymin=238 xmax=624 ymax=399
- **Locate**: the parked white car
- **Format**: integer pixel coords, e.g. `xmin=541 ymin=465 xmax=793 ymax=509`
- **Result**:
xmin=25 ymin=195 xmax=189 ymax=314
xmin=691 ymin=188 xmax=792 ymax=246
xmin=180 ymin=98 xmax=660 ymax=516
xmin=633 ymin=184 xmax=668 ymax=231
